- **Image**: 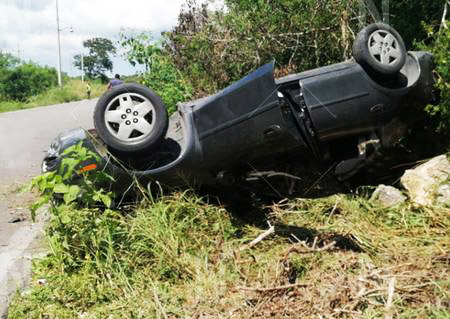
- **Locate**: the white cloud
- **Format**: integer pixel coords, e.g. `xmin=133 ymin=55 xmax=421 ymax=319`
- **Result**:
xmin=0 ymin=0 xmax=196 ymax=76
xmin=2 ymin=0 xmax=52 ymax=12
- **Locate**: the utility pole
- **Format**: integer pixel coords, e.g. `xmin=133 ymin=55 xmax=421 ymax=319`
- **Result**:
xmin=56 ymin=0 xmax=62 ymax=87
xmin=382 ymin=0 xmax=390 ymax=24
xmin=361 ymin=0 xmax=390 ymax=23
xmin=81 ymin=53 xmax=84 ymax=82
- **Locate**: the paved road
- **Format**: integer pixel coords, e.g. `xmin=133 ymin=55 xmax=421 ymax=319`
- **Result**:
xmin=0 ymin=99 xmax=97 ymax=317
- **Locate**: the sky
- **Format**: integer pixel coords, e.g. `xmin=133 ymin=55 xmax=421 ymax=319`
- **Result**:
xmin=0 ymin=0 xmax=207 ymax=77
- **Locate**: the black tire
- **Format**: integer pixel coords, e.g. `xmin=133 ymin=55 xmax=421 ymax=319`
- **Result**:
xmin=94 ymin=83 xmax=168 ymax=154
xmin=353 ymin=23 xmax=407 ymax=77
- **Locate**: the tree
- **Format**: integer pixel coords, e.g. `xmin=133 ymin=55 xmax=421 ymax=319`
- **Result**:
xmin=0 ymin=52 xmax=20 ymax=70
xmin=74 ymin=38 xmax=116 ymax=81
xmin=163 ymin=0 xmax=365 ymax=95
xmin=370 ymin=0 xmax=444 ymax=47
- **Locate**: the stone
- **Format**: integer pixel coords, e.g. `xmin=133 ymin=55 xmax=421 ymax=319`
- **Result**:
xmin=401 ymin=155 xmax=450 ymax=206
xmin=370 ymin=185 xmax=406 ymax=208
xmin=436 ymin=184 xmax=450 ymax=206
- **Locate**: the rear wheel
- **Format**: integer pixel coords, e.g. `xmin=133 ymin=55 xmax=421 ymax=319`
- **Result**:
xmin=353 ymin=23 xmax=407 ymax=77
xmin=94 ymin=84 xmax=168 ymax=154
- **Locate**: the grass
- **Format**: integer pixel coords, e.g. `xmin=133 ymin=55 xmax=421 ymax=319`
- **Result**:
xmin=7 ymin=181 xmax=450 ymax=318
xmin=0 ymin=79 xmax=105 ymax=113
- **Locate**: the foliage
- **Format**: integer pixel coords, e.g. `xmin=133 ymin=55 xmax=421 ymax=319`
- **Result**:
xmin=0 ymin=53 xmax=18 ymax=99
xmin=120 ymin=0 xmax=448 ymax=106
xmin=0 ymin=79 xmax=105 ymax=113
xmin=0 ymin=52 xmax=19 ymax=70
xmin=30 ymin=143 xmax=115 ymax=220
xmin=120 ymin=33 xmax=193 ymax=113
xmin=8 ymin=187 xmax=450 ymax=318
xmin=74 ymin=38 xmax=116 ymax=81
xmin=0 ymin=62 xmax=57 ymax=101
xmin=162 ymin=0 xmax=365 ymax=96
xmin=417 ymin=23 xmax=450 ymax=133
xmin=370 ymin=0 xmax=444 ymax=47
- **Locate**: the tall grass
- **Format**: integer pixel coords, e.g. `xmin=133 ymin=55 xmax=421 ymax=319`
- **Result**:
xmin=0 ymin=79 xmax=105 ymax=113
xmin=8 ymin=186 xmax=449 ymax=318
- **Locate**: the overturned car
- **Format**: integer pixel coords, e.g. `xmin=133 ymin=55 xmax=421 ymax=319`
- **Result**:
xmin=43 ymin=23 xmax=437 ymax=195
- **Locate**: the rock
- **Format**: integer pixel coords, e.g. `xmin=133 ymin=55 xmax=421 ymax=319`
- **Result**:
xmin=37 ymin=278 xmax=47 ymax=286
xmin=401 ymin=155 xmax=450 ymax=206
xmin=436 ymin=184 xmax=450 ymax=206
xmin=370 ymin=185 xmax=406 ymax=208
xmin=8 ymin=216 xmax=24 ymax=223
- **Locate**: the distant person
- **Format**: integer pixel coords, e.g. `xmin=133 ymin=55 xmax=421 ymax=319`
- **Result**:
xmin=107 ymin=74 xmax=124 ymax=90
xmin=86 ymin=80 xmax=91 ymax=99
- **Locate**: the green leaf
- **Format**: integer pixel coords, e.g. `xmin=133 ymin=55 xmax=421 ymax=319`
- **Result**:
xmin=63 ymin=185 xmax=81 ymax=204
xmin=60 ymin=213 xmax=71 ymax=224
xmin=99 ymin=194 xmax=112 ymax=208
xmin=29 ymin=195 xmax=50 ymax=221
xmin=53 ymin=183 xmax=70 ymax=194
xmin=60 ymin=157 xmax=78 ymax=180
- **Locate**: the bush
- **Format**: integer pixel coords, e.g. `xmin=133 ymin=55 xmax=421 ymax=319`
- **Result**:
xmin=139 ymin=51 xmax=193 ymax=114
xmin=121 ymin=0 xmax=368 ymax=102
xmin=0 ymin=63 xmax=57 ymax=101
xmin=0 ymin=79 xmax=105 ymax=113
xmin=121 ymin=33 xmax=193 ymax=114
xmin=122 ymin=1 xmax=448 ymax=134
xmin=164 ymin=0 xmax=365 ymax=95
xmin=417 ymin=24 xmax=450 ymax=133
xmin=370 ymin=0 xmax=444 ymax=47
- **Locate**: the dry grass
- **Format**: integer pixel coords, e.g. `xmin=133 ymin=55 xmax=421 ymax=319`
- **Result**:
xmin=8 ymin=190 xmax=450 ymax=319
xmin=217 ymin=197 xmax=449 ymax=319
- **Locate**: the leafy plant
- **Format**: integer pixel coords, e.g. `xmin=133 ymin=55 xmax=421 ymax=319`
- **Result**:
xmin=121 ymin=33 xmax=193 ymax=113
xmin=30 ymin=142 xmax=115 ymax=220
xmin=163 ymin=0 xmax=366 ymax=96
xmin=0 ymin=52 xmax=19 ymax=70
xmin=417 ymin=23 xmax=450 ymax=133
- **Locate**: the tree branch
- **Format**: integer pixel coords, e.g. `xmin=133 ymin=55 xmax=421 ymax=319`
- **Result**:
xmin=238 ymin=223 xmax=275 ymax=252
xmin=440 ymin=0 xmax=449 ymax=31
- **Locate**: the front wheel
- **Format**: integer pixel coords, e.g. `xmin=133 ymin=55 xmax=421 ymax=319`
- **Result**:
xmin=93 ymin=84 xmax=168 ymax=154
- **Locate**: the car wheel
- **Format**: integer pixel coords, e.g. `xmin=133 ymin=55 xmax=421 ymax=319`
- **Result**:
xmin=353 ymin=23 xmax=406 ymax=77
xmin=94 ymin=83 xmax=168 ymax=154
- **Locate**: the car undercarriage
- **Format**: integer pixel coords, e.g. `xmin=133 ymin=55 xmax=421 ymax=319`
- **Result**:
xmin=42 ymin=23 xmax=438 ymax=196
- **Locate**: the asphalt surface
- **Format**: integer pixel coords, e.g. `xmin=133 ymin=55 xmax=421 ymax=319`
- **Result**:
xmin=0 ymin=99 xmax=97 ymax=317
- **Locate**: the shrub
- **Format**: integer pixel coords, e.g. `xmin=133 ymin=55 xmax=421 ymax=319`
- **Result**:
xmin=417 ymin=23 xmax=450 ymax=133
xmin=121 ymin=33 xmax=193 ymax=114
xmin=30 ymin=143 xmax=115 ymax=219
xmin=164 ymin=0 xmax=365 ymax=95
xmin=121 ymin=0 xmax=368 ymax=103
xmin=121 ymin=1 xmax=449 ymax=134
xmin=0 ymin=63 xmax=57 ymax=101
xmin=123 ymin=0 xmax=446 ymax=103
